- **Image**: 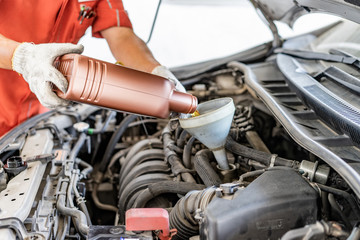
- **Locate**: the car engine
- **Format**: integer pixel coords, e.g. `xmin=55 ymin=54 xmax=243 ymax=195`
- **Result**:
xmin=1 ymin=19 xmax=360 ymax=240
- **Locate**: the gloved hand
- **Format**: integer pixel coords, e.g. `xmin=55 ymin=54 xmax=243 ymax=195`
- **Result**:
xmin=151 ymin=65 xmax=186 ymax=93
xmin=12 ymin=42 xmax=84 ymax=108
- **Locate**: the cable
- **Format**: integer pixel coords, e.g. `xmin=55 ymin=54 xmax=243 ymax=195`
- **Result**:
xmin=99 ymin=114 xmax=138 ymax=173
xmin=146 ymin=0 xmax=162 ymax=44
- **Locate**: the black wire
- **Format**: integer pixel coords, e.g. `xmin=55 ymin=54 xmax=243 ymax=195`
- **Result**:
xmin=146 ymin=0 xmax=162 ymax=44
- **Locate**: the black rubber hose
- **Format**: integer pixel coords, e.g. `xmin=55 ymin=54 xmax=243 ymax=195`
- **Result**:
xmin=183 ymin=136 xmax=196 ymax=169
xmin=133 ymin=181 xmax=205 ymax=208
xmin=328 ymin=193 xmax=352 ymax=230
xmin=99 ymin=114 xmax=138 ymax=173
xmin=163 ymin=125 xmax=195 ymax=183
xmin=318 ymin=184 xmax=360 ymax=219
xmin=225 ymin=136 xmax=297 ymax=168
xmin=194 ymin=150 xmax=221 ymax=187
xmin=176 ymin=130 xmax=188 ymax=149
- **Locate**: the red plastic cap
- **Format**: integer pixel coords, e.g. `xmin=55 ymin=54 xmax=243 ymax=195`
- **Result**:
xmin=126 ymin=208 xmax=176 ymax=240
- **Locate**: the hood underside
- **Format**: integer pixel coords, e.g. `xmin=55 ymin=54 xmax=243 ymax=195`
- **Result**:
xmin=257 ymin=0 xmax=360 ymax=26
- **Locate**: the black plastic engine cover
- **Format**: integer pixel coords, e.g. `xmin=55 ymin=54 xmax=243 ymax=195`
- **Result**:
xmin=200 ymin=168 xmax=319 ymax=240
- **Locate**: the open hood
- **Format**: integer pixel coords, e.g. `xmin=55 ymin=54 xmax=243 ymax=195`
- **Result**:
xmin=255 ymin=0 xmax=360 ymax=26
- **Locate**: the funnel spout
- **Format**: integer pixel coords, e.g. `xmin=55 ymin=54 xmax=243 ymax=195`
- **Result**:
xmin=179 ymin=97 xmax=235 ymax=170
xmin=212 ymin=148 xmax=229 ymax=170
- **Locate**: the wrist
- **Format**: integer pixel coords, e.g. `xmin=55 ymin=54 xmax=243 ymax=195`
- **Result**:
xmin=0 ymin=35 xmax=21 ymax=70
xmin=12 ymin=42 xmax=33 ymax=74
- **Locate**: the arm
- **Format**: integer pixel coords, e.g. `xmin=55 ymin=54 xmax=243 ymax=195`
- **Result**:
xmin=0 ymin=34 xmax=83 ymax=108
xmin=0 ymin=34 xmax=20 ymax=70
xmin=100 ymin=27 xmax=160 ymax=73
xmin=101 ymin=27 xmax=186 ymax=92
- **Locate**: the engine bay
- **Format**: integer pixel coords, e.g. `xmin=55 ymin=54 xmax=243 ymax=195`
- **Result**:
xmin=1 ymin=20 xmax=360 ymax=240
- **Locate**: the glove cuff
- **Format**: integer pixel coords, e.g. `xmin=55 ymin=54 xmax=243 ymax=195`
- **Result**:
xmin=12 ymin=42 xmax=34 ymax=74
xmin=151 ymin=65 xmax=175 ymax=79
xmin=152 ymin=65 xmax=186 ymax=93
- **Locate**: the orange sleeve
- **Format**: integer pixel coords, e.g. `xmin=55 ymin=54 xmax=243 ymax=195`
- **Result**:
xmin=92 ymin=0 xmax=133 ymax=38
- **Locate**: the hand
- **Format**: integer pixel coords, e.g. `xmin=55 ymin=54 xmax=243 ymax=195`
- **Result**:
xmin=151 ymin=65 xmax=186 ymax=93
xmin=12 ymin=42 xmax=84 ymax=108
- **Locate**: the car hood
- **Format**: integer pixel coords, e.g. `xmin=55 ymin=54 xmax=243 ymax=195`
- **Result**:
xmin=255 ymin=0 xmax=360 ymax=26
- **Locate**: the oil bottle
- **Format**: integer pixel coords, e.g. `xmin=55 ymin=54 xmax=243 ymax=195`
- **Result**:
xmin=54 ymin=54 xmax=197 ymax=118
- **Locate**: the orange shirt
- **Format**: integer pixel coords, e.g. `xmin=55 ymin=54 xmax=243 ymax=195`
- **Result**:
xmin=0 ymin=0 xmax=132 ymax=136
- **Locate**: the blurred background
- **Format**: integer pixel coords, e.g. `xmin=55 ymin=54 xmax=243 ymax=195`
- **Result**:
xmin=79 ymin=0 xmax=341 ymax=68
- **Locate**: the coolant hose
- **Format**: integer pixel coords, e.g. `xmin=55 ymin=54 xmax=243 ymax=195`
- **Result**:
xmin=69 ymin=132 xmax=87 ymax=162
xmin=76 ymin=158 xmax=93 ymax=178
xmin=226 ymin=136 xmax=298 ymax=168
xmin=99 ymin=114 xmax=138 ymax=172
xmin=133 ymin=181 xmax=205 ymax=208
xmin=194 ymin=149 xmax=222 ymax=187
xmin=57 ymin=182 xmax=89 ymax=236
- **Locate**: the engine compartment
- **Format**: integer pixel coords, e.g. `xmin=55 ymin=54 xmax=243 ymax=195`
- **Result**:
xmin=1 ymin=21 xmax=360 ymax=240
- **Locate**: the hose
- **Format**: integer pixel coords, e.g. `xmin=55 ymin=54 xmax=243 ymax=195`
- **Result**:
xmin=194 ymin=150 xmax=222 ymax=187
xmin=163 ymin=125 xmax=195 ymax=183
xmin=69 ymin=132 xmax=87 ymax=163
xmin=176 ymin=130 xmax=188 ymax=149
xmin=328 ymin=193 xmax=352 ymax=230
xmin=92 ymin=110 xmax=116 ymax=134
xmin=239 ymin=169 xmax=266 ymax=184
xmin=317 ymin=184 xmax=360 ymax=219
xmin=170 ymin=187 xmax=217 ymax=240
xmin=133 ymin=181 xmax=205 ymax=208
xmin=65 ymin=132 xmax=93 ymax=228
xmin=72 ymin=171 xmax=92 ymax=226
xmin=99 ymin=114 xmax=138 ymax=173
xmin=57 ymin=181 xmax=89 ymax=236
xmin=225 ymin=136 xmax=298 ymax=168
xmin=183 ymin=136 xmax=196 ymax=169
xmin=76 ymin=158 xmax=93 ymax=178
xmin=91 ymin=182 xmax=118 ymax=213
xmin=118 ymin=173 xmax=172 ymax=222
xmin=348 ymin=223 xmax=360 ymax=240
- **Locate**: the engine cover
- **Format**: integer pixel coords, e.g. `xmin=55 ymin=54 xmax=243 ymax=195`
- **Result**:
xmin=200 ymin=168 xmax=319 ymax=240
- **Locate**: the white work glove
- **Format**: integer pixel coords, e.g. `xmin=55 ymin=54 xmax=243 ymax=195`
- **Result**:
xmin=151 ymin=65 xmax=186 ymax=93
xmin=12 ymin=42 xmax=84 ymax=108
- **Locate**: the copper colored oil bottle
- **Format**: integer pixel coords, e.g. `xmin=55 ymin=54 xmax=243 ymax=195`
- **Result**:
xmin=54 ymin=54 xmax=197 ymax=118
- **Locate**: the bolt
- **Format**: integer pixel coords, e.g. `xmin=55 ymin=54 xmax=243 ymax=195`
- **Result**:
xmin=109 ymin=226 xmax=124 ymax=235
